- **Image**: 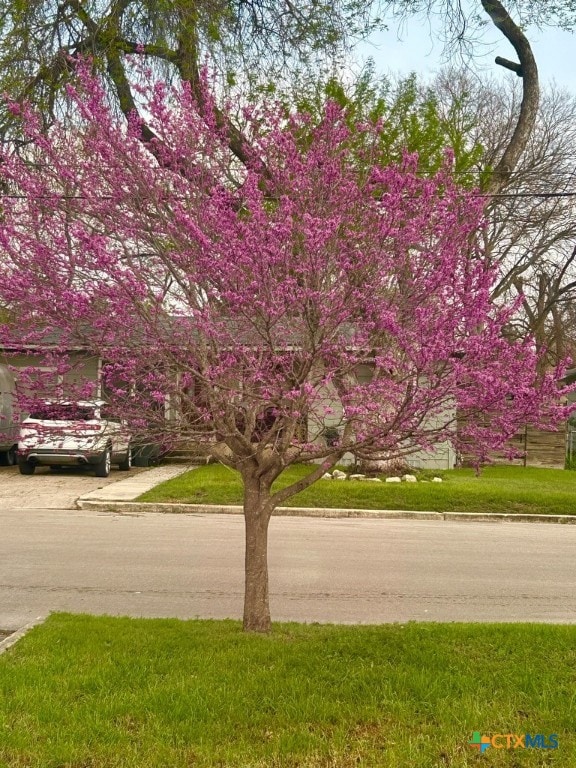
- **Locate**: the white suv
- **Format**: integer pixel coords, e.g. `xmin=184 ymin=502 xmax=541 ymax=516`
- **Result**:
xmin=17 ymin=400 xmax=131 ymax=477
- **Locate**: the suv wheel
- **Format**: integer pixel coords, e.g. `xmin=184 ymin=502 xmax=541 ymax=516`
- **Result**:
xmin=118 ymin=445 xmax=132 ymax=472
xmin=17 ymin=457 xmax=35 ymax=475
xmin=0 ymin=446 xmax=16 ymax=466
xmin=95 ymin=448 xmax=111 ymax=478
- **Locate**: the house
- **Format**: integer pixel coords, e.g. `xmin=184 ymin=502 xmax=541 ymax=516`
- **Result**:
xmin=1 ymin=333 xmax=459 ymax=471
xmin=0 ymin=337 xmax=162 ymax=465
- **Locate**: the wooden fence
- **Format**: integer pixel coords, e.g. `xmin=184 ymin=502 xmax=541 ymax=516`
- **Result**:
xmin=459 ymin=419 xmax=567 ymax=469
xmin=491 ymin=425 xmax=567 ymax=468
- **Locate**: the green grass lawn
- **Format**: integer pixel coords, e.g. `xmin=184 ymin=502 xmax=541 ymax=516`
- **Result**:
xmin=0 ymin=614 xmax=574 ymax=767
xmin=138 ymin=463 xmax=576 ymax=516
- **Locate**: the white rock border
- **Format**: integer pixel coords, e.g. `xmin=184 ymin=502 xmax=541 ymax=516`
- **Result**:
xmin=315 ymin=470 xmax=445 ymax=483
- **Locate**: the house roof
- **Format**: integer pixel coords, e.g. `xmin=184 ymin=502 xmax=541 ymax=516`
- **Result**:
xmin=1 ymin=325 xmax=90 ymax=352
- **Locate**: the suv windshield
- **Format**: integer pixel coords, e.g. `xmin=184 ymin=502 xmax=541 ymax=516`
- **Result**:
xmin=29 ymin=405 xmax=97 ymax=421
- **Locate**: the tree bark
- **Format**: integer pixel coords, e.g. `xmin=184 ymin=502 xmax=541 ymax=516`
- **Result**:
xmin=242 ymin=475 xmax=273 ymax=633
xmin=481 ymin=0 xmax=539 ymax=193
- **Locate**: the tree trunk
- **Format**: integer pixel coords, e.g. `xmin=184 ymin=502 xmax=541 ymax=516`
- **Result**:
xmin=242 ymin=476 xmax=273 ymax=633
xmin=481 ymin=0 xmax=539 ymax=193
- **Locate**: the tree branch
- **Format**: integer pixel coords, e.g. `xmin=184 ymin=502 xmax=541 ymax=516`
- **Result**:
xmin=481 ymin=0 xmax=539 ymax=193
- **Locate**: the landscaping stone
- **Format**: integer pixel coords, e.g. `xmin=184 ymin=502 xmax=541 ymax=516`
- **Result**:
xmin=402 ymin=474 xmax=417 ymax=482
xmin=365 ymin=477 xmax=383 ymax=482
xmin=332 ymin=469 xmax=347 ymax=479
xmin=385 ymin=477 xmax=401 ymax=483
xmin=349 ymin=474 xmax=366 ymax=480
xmin=321 ymin=472 xmax=333 ymax=480
xmin=432 ymin=477 xmax=443 ymax=483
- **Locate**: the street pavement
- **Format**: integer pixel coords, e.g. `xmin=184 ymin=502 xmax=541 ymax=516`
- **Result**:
xmin=2 ymin=499 xmax=576 ymax=630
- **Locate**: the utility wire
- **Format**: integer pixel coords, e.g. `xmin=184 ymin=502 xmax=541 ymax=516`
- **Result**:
xmin=2 ymin=191 xmax=576 ymax=200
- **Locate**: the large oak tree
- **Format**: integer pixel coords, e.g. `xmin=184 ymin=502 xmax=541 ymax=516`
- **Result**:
xmin=0 ymin=0 xmax=384 ymax=149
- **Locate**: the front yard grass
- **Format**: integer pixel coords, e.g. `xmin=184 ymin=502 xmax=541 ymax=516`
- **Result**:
xmin=0 ymin=613 xmax=574 ymax=767
xmin=138 ymin=463 xmax=576 ymax=516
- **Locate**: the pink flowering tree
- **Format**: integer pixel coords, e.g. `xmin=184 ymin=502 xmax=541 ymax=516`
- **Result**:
xmin=0 ymin=67 xmax=567 ymax=631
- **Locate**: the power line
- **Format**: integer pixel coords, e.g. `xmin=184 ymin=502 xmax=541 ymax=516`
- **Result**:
xmin=2 ymin=191 xmax=576 ymax=201
xmin=487 ymin=192 xmax=576 ymax=199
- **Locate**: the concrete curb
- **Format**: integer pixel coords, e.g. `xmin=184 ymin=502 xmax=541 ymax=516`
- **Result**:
xmin=0 ymin=615 xmax=47 ymax=656
xmin=74 ymin=499 xmax=576 ymax=524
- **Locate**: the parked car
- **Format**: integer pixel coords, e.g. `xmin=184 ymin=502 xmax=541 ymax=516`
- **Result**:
xmin=0 ymin=364 xmax=18 ymax=466
xmin=17 ymin=400 xmax=131 ymax=477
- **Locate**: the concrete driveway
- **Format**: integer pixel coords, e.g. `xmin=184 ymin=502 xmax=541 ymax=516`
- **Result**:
xmin=0 ymin=465 xmax=146 ymax=509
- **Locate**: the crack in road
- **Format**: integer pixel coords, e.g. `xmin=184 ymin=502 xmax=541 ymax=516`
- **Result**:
xmin=0 ymin=583 xmax=574 ymax=606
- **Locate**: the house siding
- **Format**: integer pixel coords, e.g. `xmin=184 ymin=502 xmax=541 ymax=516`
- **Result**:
xmin=0 ymin=352 xmax=101 ymax=399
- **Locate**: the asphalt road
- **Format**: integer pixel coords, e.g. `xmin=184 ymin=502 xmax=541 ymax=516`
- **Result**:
xmin=1 ymin=507 xmax=576 ymax=630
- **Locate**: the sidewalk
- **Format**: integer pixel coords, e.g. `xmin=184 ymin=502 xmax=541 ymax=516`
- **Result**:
xmin=76 ymin=465 xmax=576 ymax=524
xmin=77 ymin=464 xmax=193 ymax=503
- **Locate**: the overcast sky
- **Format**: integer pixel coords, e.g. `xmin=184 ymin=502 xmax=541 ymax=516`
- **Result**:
xmin=359 ymin=15 xmax=576 ymax=92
